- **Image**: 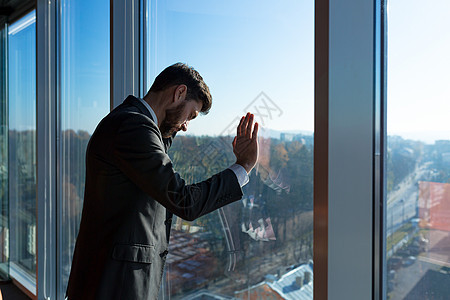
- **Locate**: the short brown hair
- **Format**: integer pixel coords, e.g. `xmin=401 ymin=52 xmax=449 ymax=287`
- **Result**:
xmin=149 ymin=63 xmax=212 ymax=114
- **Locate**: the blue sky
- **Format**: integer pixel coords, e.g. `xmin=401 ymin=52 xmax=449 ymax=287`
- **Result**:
xmin=387 ymin=0 xmax=450 ymax=143
xmin=147 ymin=0 xmax=314 ymax=137
xmin=8 ymin=0 xmax=449 ymax=144
xmin=8 ymin=11 xmax=36 ymax=131
xmin=59 ymin=0 xmax=110 ymax=133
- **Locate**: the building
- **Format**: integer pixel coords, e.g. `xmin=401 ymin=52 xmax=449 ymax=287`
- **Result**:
xmin=235 ymin=262 xmax=313 ymax=300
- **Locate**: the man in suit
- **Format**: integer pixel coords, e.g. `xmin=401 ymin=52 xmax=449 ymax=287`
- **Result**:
xmin=66 ymin=63 xmax=259 ymax=299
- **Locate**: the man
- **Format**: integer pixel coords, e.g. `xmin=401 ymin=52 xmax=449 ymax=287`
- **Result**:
xmin=66 ymin=63 xmax=258 ymax=299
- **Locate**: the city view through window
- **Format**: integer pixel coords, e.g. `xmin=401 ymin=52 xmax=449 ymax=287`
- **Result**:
xmin=146 ymin=1 xmax=314 ymax=298
xmin=386 ymin=0 xmax=450 ymax=298
xmin=58 ymin=0 xmax=110 ymax=296
xmin=7 ymin=11 xmax=37 ymax=286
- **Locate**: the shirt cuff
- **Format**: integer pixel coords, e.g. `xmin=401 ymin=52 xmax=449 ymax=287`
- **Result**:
xmin=228 ymin=163 xmax=249 ymax=187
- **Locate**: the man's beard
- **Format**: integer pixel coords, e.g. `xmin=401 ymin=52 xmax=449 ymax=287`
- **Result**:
xmin=160 ymin=101 xmax=187 ymax=138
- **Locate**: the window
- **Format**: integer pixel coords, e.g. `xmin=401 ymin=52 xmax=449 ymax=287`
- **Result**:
xmin=146 ymin=1 xmax=314 ymax=298
xmin=0 ymin=23 xmax=8 ymax=280
xmin=59 ymin=0 xmax=110 ymax=296
xmin=7 ymin=10 xmax=37 ymax=292
xmin=386 ymin=0 xmax=450 ymax=298
xmin=4 ymin=1 xmax=431 ymax=298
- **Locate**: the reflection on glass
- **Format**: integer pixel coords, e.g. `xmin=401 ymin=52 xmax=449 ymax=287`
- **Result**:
xmin=8 ymin=11 xmax=37 ymax=280
xmin=0 ymin=25 xmax=9 ymax=279
xmin=147 ymin=1 xmax=314 ymax=298
xmin=386 ymin=0 xmax=450 ymax=298
xmin=59 ymin=0 xmax=110 ymax=296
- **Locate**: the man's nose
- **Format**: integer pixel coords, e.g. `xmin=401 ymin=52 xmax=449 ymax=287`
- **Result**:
xmin=181 ymin=121 xmax=189 ymax=131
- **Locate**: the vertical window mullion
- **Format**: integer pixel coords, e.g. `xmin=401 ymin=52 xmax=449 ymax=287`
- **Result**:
xmin=327 ymin=0 xmax=378 ymax=299
xmin=111 ymin=0 xmax=141 ymax=109
xmin=36 ymin=0 xmax=58 ymax=298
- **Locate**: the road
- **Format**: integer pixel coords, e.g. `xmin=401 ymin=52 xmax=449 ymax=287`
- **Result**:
xmin=388 ymin=257 xmax=443 ymax=299
xmin=386 ymin=162 xmax=431 ymax=237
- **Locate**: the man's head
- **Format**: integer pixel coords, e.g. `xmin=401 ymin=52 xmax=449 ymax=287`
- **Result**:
xmin=145 ymin=63 xmax=212 ymax=137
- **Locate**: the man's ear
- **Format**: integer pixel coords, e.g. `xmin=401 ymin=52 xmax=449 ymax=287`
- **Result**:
xmin=173 ymin=84 xmax=187 ymax=103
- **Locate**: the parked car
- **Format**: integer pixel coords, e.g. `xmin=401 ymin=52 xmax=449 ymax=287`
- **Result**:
xmin=388 ymin=256 xmax=402 ymax=270
xmin=402 ymin=256 xmax=417 ymax=267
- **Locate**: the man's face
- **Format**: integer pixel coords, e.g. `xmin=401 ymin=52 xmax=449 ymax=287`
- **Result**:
xmin=160 ymin=99 xmax=202 ymax=138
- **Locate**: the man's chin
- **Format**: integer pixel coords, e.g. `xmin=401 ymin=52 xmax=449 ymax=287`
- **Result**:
xmin=162 ymin=129 xmax=178 ymax=138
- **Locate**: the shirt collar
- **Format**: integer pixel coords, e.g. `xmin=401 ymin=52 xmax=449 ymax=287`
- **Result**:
xmin=139 ymin=97 xmax=158 ymax=125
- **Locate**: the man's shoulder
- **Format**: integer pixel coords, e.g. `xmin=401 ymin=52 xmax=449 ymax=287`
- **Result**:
xmin=108 ymin=102 xmax=158 ymax=130
xmin=90 ymin=101 xmax=161 ymax=147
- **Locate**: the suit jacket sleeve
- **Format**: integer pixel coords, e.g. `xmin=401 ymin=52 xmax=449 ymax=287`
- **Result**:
xmin=112 ymin=114 xmax=243 ymax=221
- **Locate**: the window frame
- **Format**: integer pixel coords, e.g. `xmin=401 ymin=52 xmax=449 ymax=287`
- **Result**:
xmin=314 ymin=0 xmax=386 ymax=299
xmin=32 ymin=0 xmax=388 ymax=299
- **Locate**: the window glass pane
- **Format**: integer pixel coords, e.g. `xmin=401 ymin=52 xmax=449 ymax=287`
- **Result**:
xmin=146 ymin=1 xmax=314 ymax=298
xmin=0 ymin=24 xmax=9 ymax=279
xmin=8 ymin=11 xmax=37 ymax=282
xmin=386 ymin=0 xmax=450 ymax=298
xmin=59 ymin=0 xmax=110 ymax=295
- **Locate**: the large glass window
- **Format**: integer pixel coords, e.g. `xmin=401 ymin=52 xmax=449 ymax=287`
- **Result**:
xmin=7 ymin=11 xmax=37 ymax=290
xmin=386 ymin=0 xmax=450 ymax=298
xmin=146 ymin=1 xmax=314 ymax=298
xmin=59 ymin=0 xmax=110 ymax=296
xmin=0 ymin=24 xmax=8 ymax=280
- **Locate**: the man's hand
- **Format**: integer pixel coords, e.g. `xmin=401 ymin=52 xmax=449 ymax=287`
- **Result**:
xmin=233 ymin=113 xmax=259 ymax=174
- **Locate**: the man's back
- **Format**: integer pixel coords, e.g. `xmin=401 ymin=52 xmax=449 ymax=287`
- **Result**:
xmin=66 ymin=96 xmax=243 ymax=299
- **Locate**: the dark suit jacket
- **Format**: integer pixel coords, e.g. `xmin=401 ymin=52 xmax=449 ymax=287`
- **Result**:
xmin=66 ymin=95 xmax=243 ymax=299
